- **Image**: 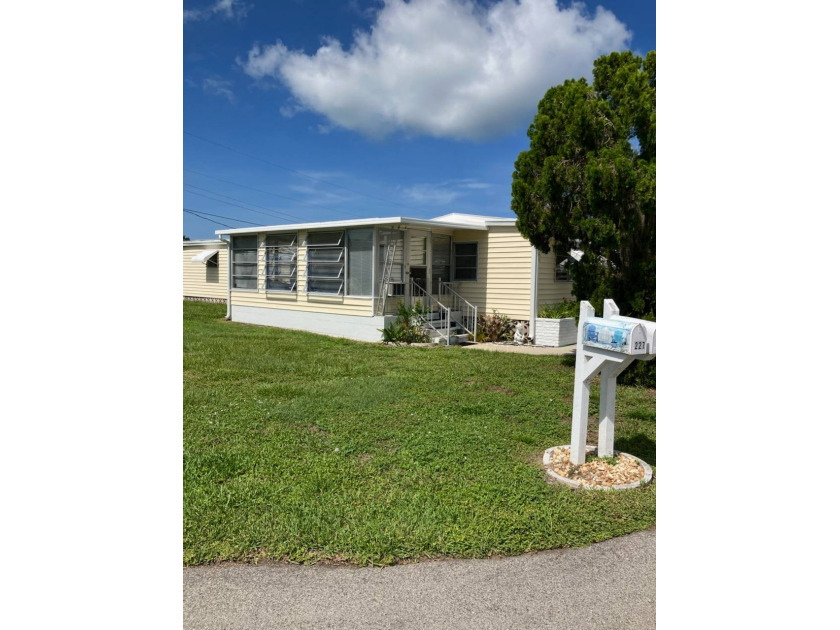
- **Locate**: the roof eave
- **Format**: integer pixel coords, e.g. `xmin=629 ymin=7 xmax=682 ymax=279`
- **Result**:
xmin=183 ymin=238 xmax=228 ymax=246
xmin=214 ymin=216 xmax=491 ymax=236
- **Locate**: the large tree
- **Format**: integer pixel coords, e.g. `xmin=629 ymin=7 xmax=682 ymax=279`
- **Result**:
xmin=512 ymin=51 xmax=655 ymax=317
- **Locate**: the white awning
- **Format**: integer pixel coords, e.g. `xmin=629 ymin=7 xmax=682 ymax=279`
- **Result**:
xmin=191 ymin=249 xmax=219 ymax=264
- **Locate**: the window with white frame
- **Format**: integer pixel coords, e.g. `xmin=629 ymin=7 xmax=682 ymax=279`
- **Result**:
xmin=555 ymin=253 xmax=573 ymax=282
xmin=231 ymin=235 xmax=258 ymax=289
xmin=453 ymin=242 xmax=478 ymax=281
xmin=265 ymin=232 xmax=297 ymax=292
xmin=307 ymin=231 xmax=345 ymax=294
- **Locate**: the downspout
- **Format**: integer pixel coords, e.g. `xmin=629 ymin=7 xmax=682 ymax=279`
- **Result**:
xmin=222 ymin=236 xmax=232 ymax=320
xmin=530 ymin=247 xmax=539 ymax=341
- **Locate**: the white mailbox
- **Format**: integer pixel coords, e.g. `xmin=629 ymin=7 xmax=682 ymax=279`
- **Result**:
xmin=610 ymin=315 xmax=656 ymax=355
xmin=568 ymin=299 xmax=657 ymax=466
xmin=582 ymin=317 xmax=648 ymax=355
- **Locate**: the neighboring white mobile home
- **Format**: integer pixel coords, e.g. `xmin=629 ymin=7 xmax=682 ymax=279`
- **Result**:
xmin=208 ymin=213 xmax=572 ymax=343
xmin=183 ymin=239 xmax=228 ymax=302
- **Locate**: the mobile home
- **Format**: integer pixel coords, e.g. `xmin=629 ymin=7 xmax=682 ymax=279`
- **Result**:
xmin=211 ymin=213 xmax=573 ymax=343
xmin=183 ymin=239 xmax=228 ymax=303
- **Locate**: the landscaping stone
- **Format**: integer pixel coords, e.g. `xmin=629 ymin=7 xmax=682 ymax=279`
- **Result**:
xmin=542 ymin=445 xmax=653 ymax=490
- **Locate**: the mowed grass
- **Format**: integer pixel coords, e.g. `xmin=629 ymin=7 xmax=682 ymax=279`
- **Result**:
xmin=184 ymin=301 xmax=656 ymax=565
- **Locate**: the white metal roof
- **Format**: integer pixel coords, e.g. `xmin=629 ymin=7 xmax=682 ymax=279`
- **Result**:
xmin=214 ymin=213 xmax=517 ymax=236
xmin=183 ymin=239 xmax=228 ymax=247
xmin=190 ymin=249 xmax=220 ymax=264
xmin=430 ymin=212 xmax=517 ymax=227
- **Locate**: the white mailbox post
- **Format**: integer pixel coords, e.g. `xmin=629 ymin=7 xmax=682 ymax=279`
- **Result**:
xmin=569 ymin=299 xmax=656 ymax=466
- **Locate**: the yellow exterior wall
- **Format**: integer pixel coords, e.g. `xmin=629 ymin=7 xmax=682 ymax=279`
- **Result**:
xmin=536 ymin=250 xmax=574 ymax=308
xmin=450 ymin=226 xmax=533 ymax=320
xmin=183 ymin=243 xmax=228 ymax=300
xmin=230 ymin=230 xmax=373 ymax=316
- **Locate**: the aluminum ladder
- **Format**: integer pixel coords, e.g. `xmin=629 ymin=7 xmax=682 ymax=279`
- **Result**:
xmin=375 ymin=239 xmax=398 ymax=316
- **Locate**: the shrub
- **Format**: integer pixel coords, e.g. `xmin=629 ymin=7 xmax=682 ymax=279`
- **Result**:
xmin=538 ymin=298 xmax=580 ymax=321
xmin=619 ymin=358 xmax=656 ymax=388
xmin=477 ymin=310 xmax=515 ymax=342
xmin=379 ymin=301 xmax=430 ymax=345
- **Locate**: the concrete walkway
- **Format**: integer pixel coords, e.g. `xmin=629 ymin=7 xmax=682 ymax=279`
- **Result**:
xmin=461 ymin=342 xmax=576 ymax=355
xmin=184 ymin=529 xmax=655 ymax=630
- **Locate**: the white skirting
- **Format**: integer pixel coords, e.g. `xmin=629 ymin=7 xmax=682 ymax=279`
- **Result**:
xmin=231 ymin=305 xmax=393 ymax=343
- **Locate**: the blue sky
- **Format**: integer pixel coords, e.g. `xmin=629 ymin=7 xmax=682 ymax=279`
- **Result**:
xmin=183 ymin=0 xmax=655 ymax=239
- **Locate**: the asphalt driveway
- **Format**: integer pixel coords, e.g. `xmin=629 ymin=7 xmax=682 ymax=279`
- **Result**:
xmin=184 ymin=528 xmax=655 ymax=629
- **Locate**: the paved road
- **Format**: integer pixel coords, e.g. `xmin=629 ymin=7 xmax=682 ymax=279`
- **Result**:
xmin=184 ymin=528 xmax=655 ymax=630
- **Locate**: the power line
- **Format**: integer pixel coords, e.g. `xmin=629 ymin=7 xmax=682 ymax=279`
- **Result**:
xmin=183 ymin=167 xmax=360 ymax=218
xmin=184 ymin=130 xmax=418 ymax=211
xmin=184 ymin=183 xmax=307 ymax=222
xmin=183 ymin=207 xmax=262 ymax=227
xmin=184 ymin=188 xmax=303 ymax=224
xmin=183 ymin=209 xmax=234 ymax=229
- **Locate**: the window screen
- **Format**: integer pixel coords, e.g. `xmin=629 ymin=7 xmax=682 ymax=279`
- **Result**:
xmin=453 ymin=242 xmax=478 ymax=281
xmin=231 ymin=235 xmax=258 ymax=289
xmin=347 ymin=228 xmax=373 ymax=296
xmin=265 ymin=232 xmax=298 ymax=292
xmin=555 ymin=253 xmax=572 ymax=282
xmin=307 ymin=231 xmax=345 ymax=294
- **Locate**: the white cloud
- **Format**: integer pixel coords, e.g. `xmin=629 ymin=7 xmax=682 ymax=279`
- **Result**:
xmin=184 ymin=0 xmax=250 ymax=22
xmin=240 ymin=0 xmax=631 ymax=140
xmin=296 ymin=170 xmax=349 ymax=180
xmin=403 ymin=184 xmax=463 ymax=205
xmin=401 ymin=179 xmax=493 ymax=204
xmin=203 ymin=77 xmax=236 ymax=103
xmin=286 ymin=183 xmax=357 ymax=208
xmin=279 ymin=103 xmax=305 ymax=118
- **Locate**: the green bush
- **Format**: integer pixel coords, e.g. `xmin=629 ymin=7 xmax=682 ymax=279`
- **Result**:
xmin=619 ymin=358 xmax=656 ymax=388
xmin=379 ymin=301 xmax=430 ymax=345
xmin=538 ymin=298 xmax=580 ymax=321
xmin=477 ymin=310 xmax=515 ymax=342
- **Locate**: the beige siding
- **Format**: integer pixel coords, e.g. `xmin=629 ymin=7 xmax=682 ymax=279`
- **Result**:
xmin=183 ymin=243 xmax=228 ymax=300
xmin=450 ymin=226 xmax=533 ymax=320
xmin=536 ymin=250 xmax=574 ymax=308
xmin=231 ymin=291 xmax=372 ymax=316
xmin=230 ymin=230 xmax=373 ymax=316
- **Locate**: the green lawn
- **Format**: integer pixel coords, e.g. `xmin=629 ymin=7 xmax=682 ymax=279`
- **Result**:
xmin=184 ymin=301 xmax=656 ymax=565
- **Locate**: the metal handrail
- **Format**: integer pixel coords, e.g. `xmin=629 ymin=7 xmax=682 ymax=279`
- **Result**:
xmin=410 ymin=279 xmax=451 ymax=345
xmin=439 ymin=281 xmax=478 ymax=338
